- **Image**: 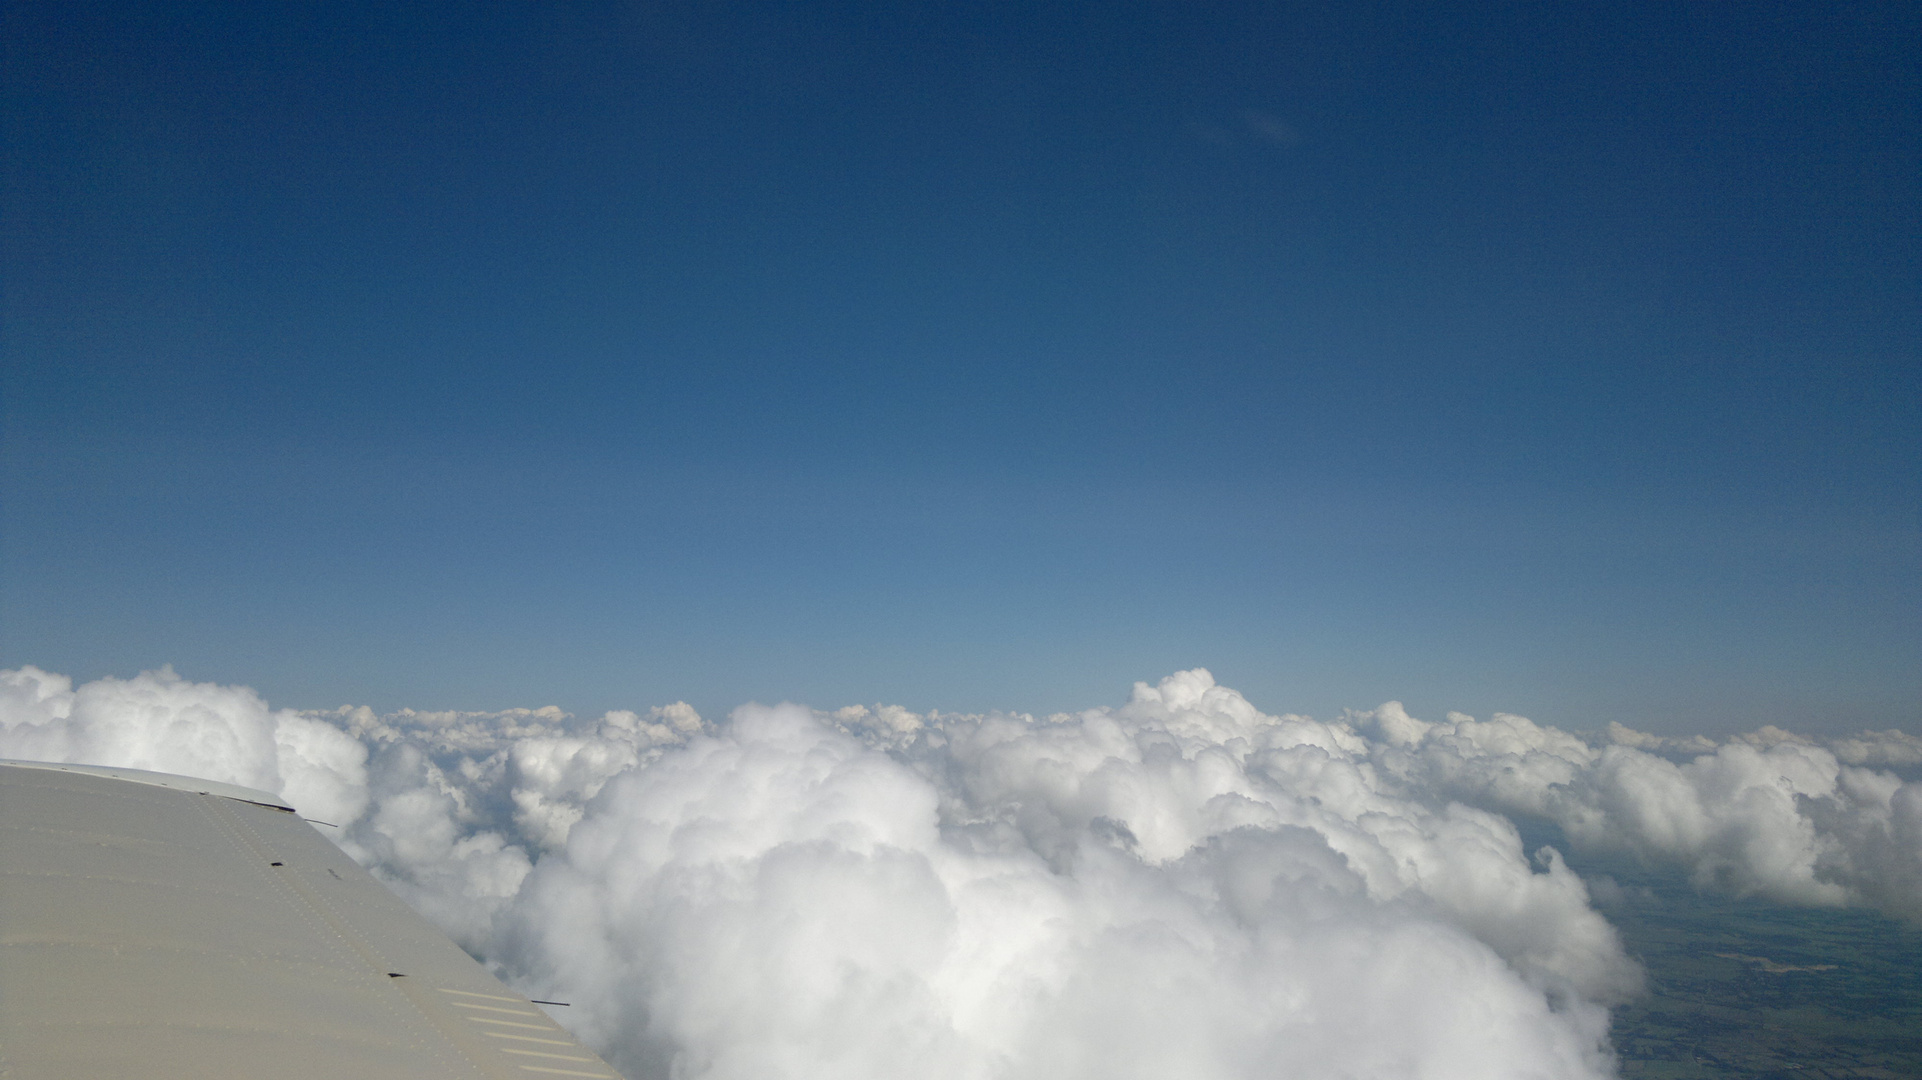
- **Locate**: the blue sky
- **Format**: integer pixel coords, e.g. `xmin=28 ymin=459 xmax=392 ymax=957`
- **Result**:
xmin=3 ymin=1 xmax=1916 ymax=732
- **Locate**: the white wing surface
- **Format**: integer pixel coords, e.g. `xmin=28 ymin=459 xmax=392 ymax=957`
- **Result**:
xmin=0 ymin=759 xmax=623 ymax=1080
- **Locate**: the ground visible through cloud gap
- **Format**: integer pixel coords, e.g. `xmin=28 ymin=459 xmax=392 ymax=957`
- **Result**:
xmin=1565 ymin=839 xmax=1922 ymax=1078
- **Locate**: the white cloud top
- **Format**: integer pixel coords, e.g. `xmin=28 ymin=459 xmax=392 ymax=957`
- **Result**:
xmin=4 ymin=664 xmax=1917 ymax=1078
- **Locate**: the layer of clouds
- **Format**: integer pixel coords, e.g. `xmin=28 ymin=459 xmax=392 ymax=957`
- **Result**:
xmin=4 ymin=664 xmax=1919 ymax=1078
xmin=1356 ymin=704 xmax=1922 ymax=920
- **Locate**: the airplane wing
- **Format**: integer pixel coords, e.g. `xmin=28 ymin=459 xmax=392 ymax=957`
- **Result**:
xmin=0 ymin=759 xmax=624 ymax=1080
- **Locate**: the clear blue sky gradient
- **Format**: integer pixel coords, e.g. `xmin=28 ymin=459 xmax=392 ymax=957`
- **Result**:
xmin=4 ymin=2 xmax=1916 ymax=732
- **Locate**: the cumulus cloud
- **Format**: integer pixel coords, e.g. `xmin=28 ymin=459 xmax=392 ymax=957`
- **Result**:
xmin=1828 ymin=728 xmax=1922 ymax=768
xmin=0 ymin=665 xmax=367 ymax=825
xmin=496 ymin=695 xmax=1623 ymax=1080
xmin=291 ymin=698 xmax=707 ymax=950
xmin=4 ymin=663 xmax=1919 ymax=1078
xmin=1358 ymin=705 xmax=1922 ymax=919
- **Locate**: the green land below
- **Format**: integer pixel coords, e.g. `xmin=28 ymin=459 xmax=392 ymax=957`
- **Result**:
xmin=1542 ymin=830 xmax=1922 ymax=1079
